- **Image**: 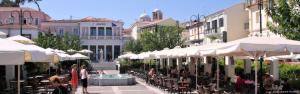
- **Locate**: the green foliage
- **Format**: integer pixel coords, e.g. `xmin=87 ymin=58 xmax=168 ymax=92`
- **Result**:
xmin=267 ymin=0 xmax=300 ymax=40
xmin=251 ymin=61 xmax=270 ymax=73
xmin=124 ymin=26 xmax=184 ymax=53
xmin=0 ymin=0 xmax=41 ymax=8
xmin=235 ymin=59 xmax=245 ymax=70
xmin=279 ymin=63 xmax=300 ymax=79
xmin=0 ymin=0 xmax=18 ymax=7
xmin=34 ymin=32 xmax=81 ymax=51
xmin=123 ymin=40 xmax=143 ymax=54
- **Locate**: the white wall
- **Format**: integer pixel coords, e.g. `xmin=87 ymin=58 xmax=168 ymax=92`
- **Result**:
xmin=0 ymin=28 xmax=39 ymax=39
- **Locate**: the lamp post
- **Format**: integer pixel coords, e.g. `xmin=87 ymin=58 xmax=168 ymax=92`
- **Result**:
xmin=258 ymin=0 xmax=264 ymax=93
xmin=11 ymin=8 xmax=33 ymax=36
xmin=190 ymin=14 xmax=206 ymax=44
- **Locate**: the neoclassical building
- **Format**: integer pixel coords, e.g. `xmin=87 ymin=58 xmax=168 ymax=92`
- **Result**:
xmin=129 ymin=9 xmax=180 ymax=40
xmin=0 ymin=7 xmax=51 ymax=39
xmin=41 ymin=17 xmax=130 ymax=63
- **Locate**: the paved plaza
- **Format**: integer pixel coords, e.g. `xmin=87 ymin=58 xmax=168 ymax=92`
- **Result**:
xmin=75 ymin=70 xmax=164 ymax=94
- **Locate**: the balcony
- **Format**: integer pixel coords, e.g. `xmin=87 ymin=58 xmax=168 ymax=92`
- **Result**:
xmin=204 ymin=28 xmax=221 ymax=36
xmin=80 ymin=36 xmax=126 ymax=40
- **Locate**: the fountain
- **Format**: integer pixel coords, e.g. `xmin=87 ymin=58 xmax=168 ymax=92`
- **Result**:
xmin=88 ymin=74 xmax=135 ymax=86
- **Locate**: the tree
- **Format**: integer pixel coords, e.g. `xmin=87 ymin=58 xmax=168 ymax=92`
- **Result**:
xmin=124 ymin=26 xmax=184 ymax=53
xmin=0 ymin=0 xmax=41 ymax=11
xmin=34 ymin=32 xmax=81 ymax=51
xmin=123 ymin=40 xmax=143 ymax=54
xmin=267 ymin=0 xmax=300 ymax=40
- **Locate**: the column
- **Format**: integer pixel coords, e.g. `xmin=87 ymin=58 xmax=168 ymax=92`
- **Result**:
xmin=96 ymin=27 xmax=98 ymax=39
xmin=271 ymin=60 xmax=279 ymax=80
xmin=225 ymin=56 xmax=235 ymax=80
xmin=104 ymin=45 xmax=107 ymax=62
xmin=96 ymin=46 xmax=99 ymax=62
xmin=88 ymin=27 xmax=90 ymax=39
xmin=104 ymin=27 xmax=107 ymax=39
xmin=88 ymin=45 xmax=90 ymax=57
xmin=244 ymin=59 xmax=252 ymax=74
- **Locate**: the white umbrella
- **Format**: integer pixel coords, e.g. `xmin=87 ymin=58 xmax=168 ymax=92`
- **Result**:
xmin=118 ymin=52 xmax=136 ymax=59
xmin=67 ymin=49 xmax=77 ymax=53
xmin=6 ymin=35 xmax=35 ymax=44
xmin=0 ymin=38 xmax=28 ymax=94
xmin=56 ymin=53 xmax=75 ymax=61
xmin=167 ymin=46 xmax=183 ymax=58
xmin=156 ymin=48 xmax=170 ymax=58
xmin=214 ymin=37 xmax=300 ymax=94
xmin=78 ymin=49 xmax=93 ymax=54
xmin=71 ymin=53 xmax=89 ymax=60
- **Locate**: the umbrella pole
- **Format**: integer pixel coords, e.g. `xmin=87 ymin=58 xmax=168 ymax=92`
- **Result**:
xmin=255 ymin=58 xmax=258 ymax=94
xmin=259 ymin=56 xmax=264 ymax=94
xmin=17 ymin=65 xmax=20 ymax=94
xmin=195 ymin=57 xmax=198 ymax=91
xmin=217 ymin=57 xmax=219 ymax=90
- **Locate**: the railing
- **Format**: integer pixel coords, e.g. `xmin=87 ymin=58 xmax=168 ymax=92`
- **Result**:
xmin=80 ymin=36 xmax=131 ymax=40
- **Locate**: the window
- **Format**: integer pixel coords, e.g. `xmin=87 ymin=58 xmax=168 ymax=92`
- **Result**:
xmin=98 ymin=27 xmax=105 ymax=36
xmin=256 ymin=12 xmax=260 ymax=23
xmin=35 ymin=18 xmax=39 ymax=25
xmin=90 ymin=45 xmax=97 ymax=62
xmin=8 ymin=17 xmax=14 ymax=24
xmin=23 ymin=19 xmax=27 ymax=24
xmin=73 ymin=28 xmax=79 ymax=35
xmin=106 ymin=27 xmax=112 ymax=36
xmin=106 ymin=45 xmax=112 ymax=61
xmin=59 ymin=28 xmax=64 ymax=35
xmin=206 ymin=22 xmax=210 ymax=30
xmin=90 ymin=27 xmax=96 ymax=36
xmin=219 ymin=18 xmax=224 ymax=27
xmin=244 ymin=23 xmax=249 ymax=30
xmin=114 ymin=45 xmax=120 ymax=59
xmin=212 ymin=20 xmax=217 ymax=29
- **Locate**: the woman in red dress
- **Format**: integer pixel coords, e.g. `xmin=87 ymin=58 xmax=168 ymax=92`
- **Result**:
xmin=70 ymin=64 xmax=78 ymax=93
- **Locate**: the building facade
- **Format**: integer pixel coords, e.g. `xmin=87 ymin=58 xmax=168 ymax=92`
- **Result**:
xmin=41 ymin=17 xmax=129 ymax=63
xmin=185 ymin=3 xmax=249 ymax=45
xmin=129 ymin=9 xmax=179 ymax=40
xmin=245 ymin=0 xmax=281 ymax=37
xmin=0 ymin=7 xmax=51 ymax=39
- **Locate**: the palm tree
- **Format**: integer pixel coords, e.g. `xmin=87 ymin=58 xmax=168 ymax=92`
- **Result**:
xmin=1 ymin=0 xmax=41 ymax=11
xmin=16 ymin=0 xmax=41 ymax=11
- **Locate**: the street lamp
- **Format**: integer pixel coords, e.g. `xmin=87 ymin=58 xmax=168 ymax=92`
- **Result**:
xmin=190 ymin=14 xmax=206 ymax=44
xmin=258 ymin=0 xmax=264 ymax=93
xmin=11 ymin=8 xmax=33 ymax=36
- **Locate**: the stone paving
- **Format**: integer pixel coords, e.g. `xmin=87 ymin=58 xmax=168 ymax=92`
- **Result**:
xmin=75 ymin=70 xmax=164 ymax=94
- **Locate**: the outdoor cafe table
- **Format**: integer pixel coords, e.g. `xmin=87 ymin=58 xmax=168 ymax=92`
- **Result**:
xmin=41 ymin=80 xmax=50 ymax=92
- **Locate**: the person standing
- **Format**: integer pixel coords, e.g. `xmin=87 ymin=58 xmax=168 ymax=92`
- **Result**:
xmin=70 ymin=64 xmax=78 ymax=93
xmin=80 ymin=65 xmax=89 ymax=94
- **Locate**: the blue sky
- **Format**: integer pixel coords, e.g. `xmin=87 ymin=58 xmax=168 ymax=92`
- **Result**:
xmin=21 ymin=0 xmax=242 ymax=28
